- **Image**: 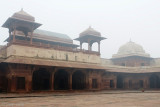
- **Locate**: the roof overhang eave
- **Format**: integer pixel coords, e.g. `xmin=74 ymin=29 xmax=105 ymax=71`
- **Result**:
xmin=2 ymin=17 xmax=42 ymax=29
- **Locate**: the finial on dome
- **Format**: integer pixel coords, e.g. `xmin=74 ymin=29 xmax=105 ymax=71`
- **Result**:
xmin=89 ymin=25 xmax=92 ymax=29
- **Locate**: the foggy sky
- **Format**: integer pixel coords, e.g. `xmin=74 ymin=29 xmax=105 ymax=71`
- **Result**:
xmin=0 ymin=0 xmax=160 ymax=58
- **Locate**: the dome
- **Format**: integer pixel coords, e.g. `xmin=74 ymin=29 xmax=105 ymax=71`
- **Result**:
xmin=12 ymin=9 xmax=35 ymax=22
xmin=79 ymin=26 xmax=101 ymax=37
xmin=112 ymin=41 xmax=150 ymax=58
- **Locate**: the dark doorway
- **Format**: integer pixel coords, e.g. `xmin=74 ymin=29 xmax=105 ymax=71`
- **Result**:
xmin=54 ymin=69 xmax=69 ymax=90
xmin=17 ymin=77 xmax=25 ymax=90
xmin=110 ymin=80 xmax=114 ymax=88
xmin=139 ymin=80 xmax=143 ymax=88
xmin=72 ymin=71 xmax=86 ymax=90
xmin=92 ymin=79 xmax=98 ymax=88
xmin=32 ymin=69 xmax=50 ymax=90
xmin=117 ymin=75 xmax=123 ymax=88
xmin=150 ymin=74 xmax=160 ymax=88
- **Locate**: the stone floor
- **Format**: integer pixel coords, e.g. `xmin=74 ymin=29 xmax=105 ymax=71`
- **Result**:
xmin=0 ymin=91 xmax=160 ymax=107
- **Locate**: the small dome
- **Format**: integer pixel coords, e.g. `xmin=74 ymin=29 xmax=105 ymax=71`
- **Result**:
xmin=79 ymin=26 xmax=101 ymax=37
xmin=112 ymin=41 xmax=150 ymax=58
xmin=12 ymin=9 xmax=35 ymax=22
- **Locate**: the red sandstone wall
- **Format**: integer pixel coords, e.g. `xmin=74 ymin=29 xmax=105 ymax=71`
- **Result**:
xmin=101 ymin=73 xmax=116 ymax=90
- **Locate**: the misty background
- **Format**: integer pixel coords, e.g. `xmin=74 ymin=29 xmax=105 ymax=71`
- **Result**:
xmin=0 ymin=0 xmax=160 ymax=59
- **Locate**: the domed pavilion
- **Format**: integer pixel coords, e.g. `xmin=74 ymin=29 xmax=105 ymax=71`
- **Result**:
xmin=112 ymin=41 xmax=152 ymax=67
xmin=75 ymin=26 xmax=106 ymax=53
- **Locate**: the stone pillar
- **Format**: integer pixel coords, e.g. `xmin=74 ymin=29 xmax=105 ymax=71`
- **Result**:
xmin=50 ymin=68 xmax=57 ymax=91
xmin=87 ymin=71 xmax=92 ymax=90
xmin=50 ymin=71 xmax=55 ymax=91
xmin=146 ymin=77 xmax=150 ymax=89
xmin=89 ymin=78 xmax=92 ymax=90
xmin=30 ymin=30 xmax=33 ymax=44
xmin=69 ymin=72 xmax=72 ymax=90
xmin=88 ymin=71 xmax=92 ymax=90
xmin=26 ymin=75 xmax=32 ymax=92
xmin=7 ymin=75 xmax=11 ymax=92
xmin=9 ymin=29 xmax=11 ymax=42
xmin=80 ymin=41 xmax=82 ymax=50
xmin=114 ymin=79 xmax=117 ymax=89
xmin=124 ymin=79 xmax=129 ymax=89
xmin=10 ymin=76 xmax=16 ymax=92
xmin=13 ymin=26 xmax=16 ymax=42
xmin=98 ymin=78 xmax=101 ymax=90
xmin=90 ymin=42 xmax=94 ymax=51
xmin=88 ymin=39 xmax=91 ymax=51
xmin=88 ymin=43 xmax=90 ymax=51
xmin=85 ymin=73 xmax=89 ymax=89
xmin=98 ymin=41 xmax=100 ymax=53
xmin=143 ymin=79 xmax=147 ymax=89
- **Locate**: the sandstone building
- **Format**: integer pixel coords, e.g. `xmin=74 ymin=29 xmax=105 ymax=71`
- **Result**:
xmin=0 ymin=9 xmax=160 ymax=92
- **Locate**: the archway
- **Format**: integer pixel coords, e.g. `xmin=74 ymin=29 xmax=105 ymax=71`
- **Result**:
xmin=117 ymin=75 xmax=124 ymax=89
xmin=91 ymin=42 xmax=98 ymax=52
xmin=82 ymin=43 xmax=88 ymax=50
xmin=72 ymin=71 xmax=86 ymax=90
xmin=32 ymin=69 xmax=50 ymax=90
xmin=149 ymin=74 xmax=160 ymax=88
xmin=54 ymin=69 xmax=69 ymax=90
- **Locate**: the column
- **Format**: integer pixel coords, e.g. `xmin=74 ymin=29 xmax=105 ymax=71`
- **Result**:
xmin=88 ymin=39 xmax=91 ymax=51
xmin=126 ymin=79 xmax=129 ymax=89
xmin=88 ymin=43 xmax=90 ymax=51
xmin=98 ymin=41 xmax=100 ymax=53
xmin=89 ymin=78 xmax=92 ymax=90
xmin=13 ymin=26 xmax=16 ymax=42
xmin=9 ymin=29 xmax=11 ymax=42
xmin=88 ymin=71 xmax=92 ymax=90
xmin=90 ymin=43 xmax=93 ymax=51
xmin=114 ymin=79 xmax=117 ymax=89
xmin=30 ymin=30 xmax=33 ymax=44
xmin=80 ymin=41 xmax=82 ymax=50
xmin=69 ymin=72 xmax=72 ymax=90
xmin=85 ymin=73 xmax=89 ymax=89
xmin=50 ymin=68 xmax=57 ymax=91
xmin=26 ymin=75 xmax=32 ymax=92
xmin=10 ymin=76 xmax=16 ymax=92
xmin=98 ymin=78 xmax=101 ymax=90
xmin=7 ymin=75 xmax=12 ymax=92
xmin=146 ymin=77 xmax=150 ymax=89
xmin=50 ymin=72 xmax=55 ymax=91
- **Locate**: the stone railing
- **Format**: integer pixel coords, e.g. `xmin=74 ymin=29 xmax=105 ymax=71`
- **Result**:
xmin=7 ymin=39 xmax=100 ymax=55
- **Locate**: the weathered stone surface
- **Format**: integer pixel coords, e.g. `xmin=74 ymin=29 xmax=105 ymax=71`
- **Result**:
xmin=0 ymin=91 xmax=160 ymax=107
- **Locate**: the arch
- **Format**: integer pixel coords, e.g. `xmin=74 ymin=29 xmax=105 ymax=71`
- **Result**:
xmin=72 ymin=71 xmax=86 ymax=90
xmin=32 ymin=68 xmax=50 ymax=90
xmin=54 ymin=69 xmax=69 ymax=90
xmin=149 ymin=74 xmax=160 ymax=88
xmin=117 ymin=75 xmax=124 ymax=89
xmin=91 ymin=42 xmax=98 ymax=52
xmin=82 ymin=43 xmax=88 ymax=50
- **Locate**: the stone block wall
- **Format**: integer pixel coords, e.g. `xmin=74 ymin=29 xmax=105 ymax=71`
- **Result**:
xmin=7 ymin=45 xmax=100 ymax=64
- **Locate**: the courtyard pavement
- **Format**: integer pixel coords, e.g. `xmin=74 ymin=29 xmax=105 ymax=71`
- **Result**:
xmin=0 ymin=90 xmax=160 ymax=107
